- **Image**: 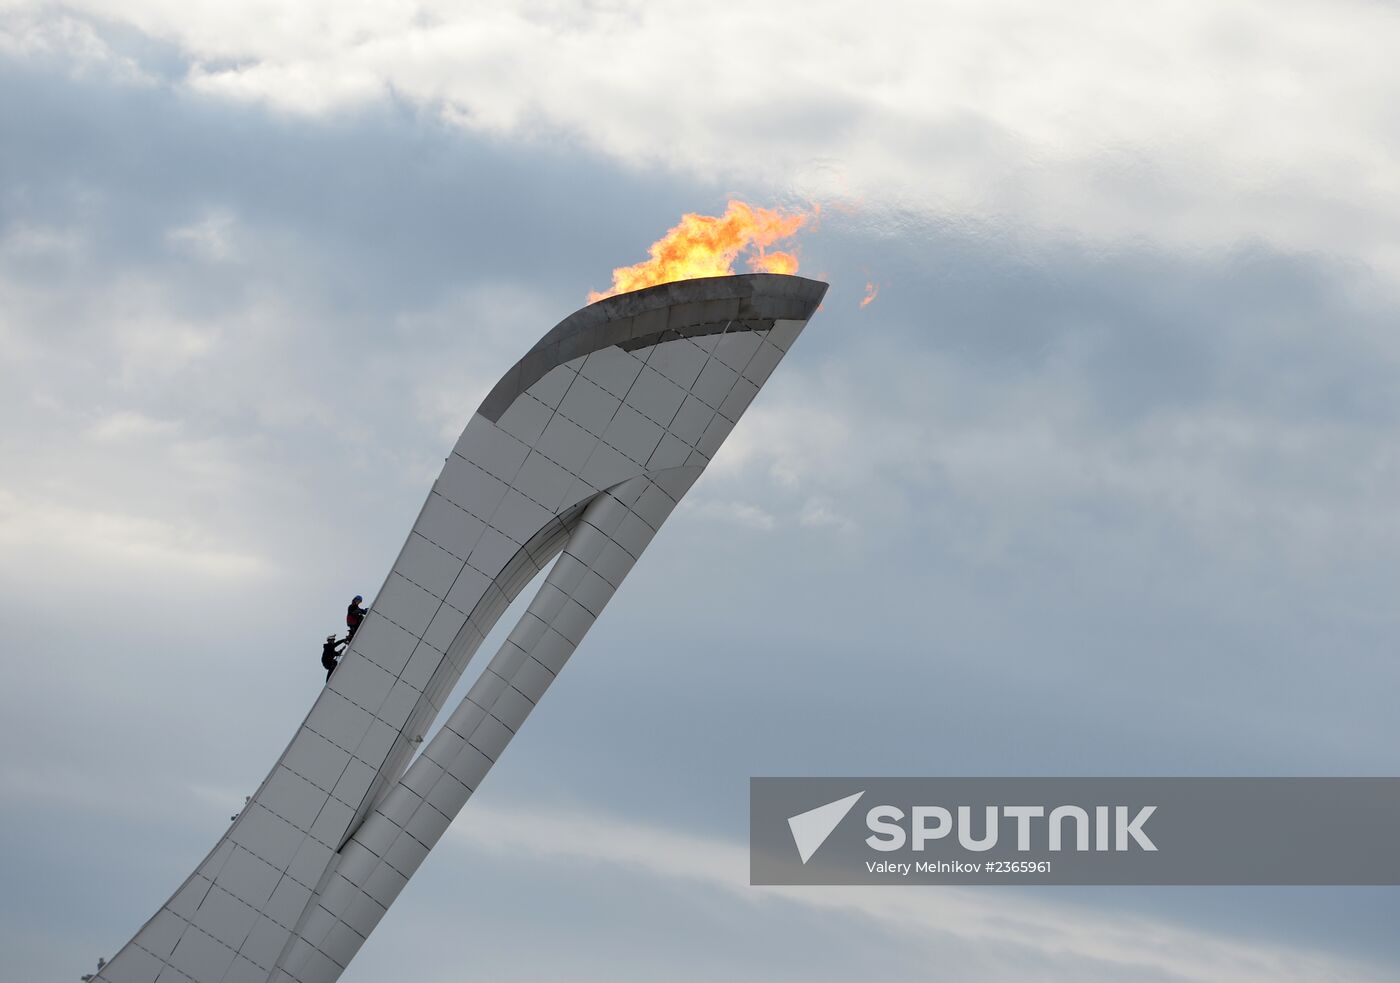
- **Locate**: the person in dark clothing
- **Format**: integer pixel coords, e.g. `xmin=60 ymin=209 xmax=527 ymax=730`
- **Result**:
xmin=321 ymin=634 xmax=347 ymax=681
xmin=346 ymin=594 xmax=368 ymax=639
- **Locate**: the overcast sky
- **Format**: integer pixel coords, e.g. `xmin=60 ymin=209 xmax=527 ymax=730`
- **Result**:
xmin=3 ymin=2 xmax=1399 ymax=980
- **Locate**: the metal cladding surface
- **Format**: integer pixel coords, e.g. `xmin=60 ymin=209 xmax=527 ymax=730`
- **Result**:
xmin=94 ymin=273 xmax=827 ymax=983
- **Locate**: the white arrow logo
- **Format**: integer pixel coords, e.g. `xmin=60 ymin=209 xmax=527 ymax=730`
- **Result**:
xmin=787 ymin=791 xmax=865 ymax=863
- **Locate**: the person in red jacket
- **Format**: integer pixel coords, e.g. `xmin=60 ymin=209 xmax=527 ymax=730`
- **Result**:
xmin=346 ymin=594 xmax=368 ymax=639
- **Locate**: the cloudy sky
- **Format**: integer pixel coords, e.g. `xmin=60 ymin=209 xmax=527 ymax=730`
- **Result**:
xmin=3 ymin=1 xmax=1399 ymax=979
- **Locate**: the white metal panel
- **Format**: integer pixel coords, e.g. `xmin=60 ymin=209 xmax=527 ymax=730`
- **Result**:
xmin=494 ymin=391 xmax=554 ymax=444
xmin=133 ymin=909 xmax=183 ymax=958
xmin=238 ymin=916 xmax=290 ymax=969
xmin=534 ymin=416 xmax=597 ymax=481
xmin=580 ymin=439 xmax=637 ymax=488
xmin=691 ymin=356 xmax=739 ymax=410
xmin=526 ymin=364 xmax=577 ymax=409
xmin=712 ymin=328 xmax=764 ymax=373
xmin=512 ymin=451 xmax=575 ymax=513
xmin=393 ymin=534 xmax=462 ymax=599
xmin=602 ymin=403 xmax=665 ymax=464
xmin=647 ymin=431 xmax=692 ymax=470
xmin=579 ymin=345 xmax=645 ymax=398
xmin=741 ymin=338 xmax=785 ymax=385
xmin=624 ymin=363 xmax=687 ymax=426
xmin=556 ymin=373 xmax=621 ymax=436
xmin=646 ymin=336 xmax=708 ymax=389
xmin=451 ymin=417 xmax=531 ymax=482
xmin=668 ymin=394 xmax=715 ymax=445
xmin=767 ymin=317 xmax=807 ymax=351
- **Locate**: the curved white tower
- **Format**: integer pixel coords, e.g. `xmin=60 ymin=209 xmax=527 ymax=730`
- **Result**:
xmin=93 ymin=272 xmax=828 ymax=983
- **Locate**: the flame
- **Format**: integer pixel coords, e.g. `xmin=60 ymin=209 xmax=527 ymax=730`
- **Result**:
xmin=589 ymin=200 xmax=813 ymax=302
xmin=860 ymin=281 xmax=879 ymax=308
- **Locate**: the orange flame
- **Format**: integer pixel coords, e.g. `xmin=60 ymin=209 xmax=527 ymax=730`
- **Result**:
xmin=860 ymin=281 xmax=879 ymax=308
xmin=589 ymin=200 xmax=813 ymax=302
